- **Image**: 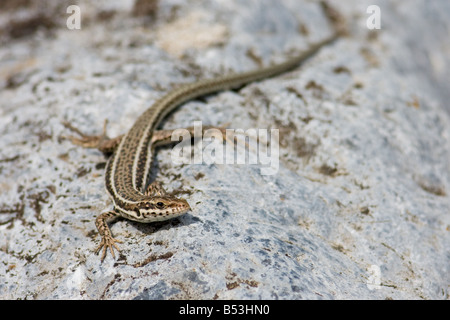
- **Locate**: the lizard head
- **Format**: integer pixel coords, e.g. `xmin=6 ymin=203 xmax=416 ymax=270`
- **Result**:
xmin=136 ymin=196 xmax=191 ymax=222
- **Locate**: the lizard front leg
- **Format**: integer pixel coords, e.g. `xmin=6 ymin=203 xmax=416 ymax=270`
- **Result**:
xmin=95 ymin=210 xmax=123 ymax=261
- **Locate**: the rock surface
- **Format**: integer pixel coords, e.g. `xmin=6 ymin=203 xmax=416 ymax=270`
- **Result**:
xmin=0 ymin=0 xmax=449 ymax=299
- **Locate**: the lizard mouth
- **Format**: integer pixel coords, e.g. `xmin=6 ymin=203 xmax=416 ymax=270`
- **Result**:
xmin=178 ymin=199 xmax=191 ymax=213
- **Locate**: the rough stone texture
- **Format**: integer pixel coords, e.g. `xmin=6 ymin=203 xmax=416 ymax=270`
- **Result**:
xmin=0 ymin=0 xmax=449 ymax=300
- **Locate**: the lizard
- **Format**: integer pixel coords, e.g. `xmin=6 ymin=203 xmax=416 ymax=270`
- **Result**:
xmin=64 ymin=32 xmax=340 ymax=262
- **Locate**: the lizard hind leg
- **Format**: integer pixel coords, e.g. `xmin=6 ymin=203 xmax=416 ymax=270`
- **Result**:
xmin=62 ymin=119 xmax=124 ymax=154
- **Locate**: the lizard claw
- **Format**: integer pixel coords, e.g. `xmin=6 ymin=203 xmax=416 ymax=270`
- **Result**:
xmin=62 ymin=120 xmax=109 ymax=149
xmin=96 ymin=235 xmax=123 ymax=262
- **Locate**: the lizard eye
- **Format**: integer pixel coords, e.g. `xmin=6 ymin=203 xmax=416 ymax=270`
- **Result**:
xmin=156 ymin=202 xmax=165 ymax=208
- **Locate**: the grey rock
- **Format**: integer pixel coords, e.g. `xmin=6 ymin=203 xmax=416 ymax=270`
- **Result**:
xmin=0 ymin=0 xmax=449 ymax=300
